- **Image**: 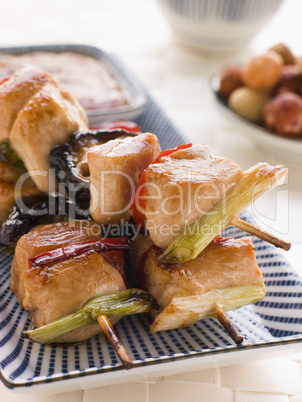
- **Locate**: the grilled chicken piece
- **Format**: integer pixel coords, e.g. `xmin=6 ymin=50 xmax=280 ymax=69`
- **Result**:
xmin=0 ymin=66 xmax=57 ymax=141
xmin=11 ymin=220 xmax=126 ymax=343
xmin=0 ymin=160 xmax=41 ymax=223
xmin=88 ymin=133 xmax=161 ymax=224
xmin=11 ymin=220 xmax=100 ymax=304
xmin=10 ymin=82 xmax=88 ymax=192
xmin=130 ymin=234 xmax=265 ymax=333
xmin=131 ymin=144 xmax=243 ymax=249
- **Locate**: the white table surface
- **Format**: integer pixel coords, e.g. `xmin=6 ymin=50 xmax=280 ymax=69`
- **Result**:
xmin=0 ymin=0 xmax=302 ymax=400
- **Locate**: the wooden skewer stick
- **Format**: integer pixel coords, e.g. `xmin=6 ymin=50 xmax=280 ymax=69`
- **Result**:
xmin=214 ymin=305 xmax=244 ymax=345
xmin=97 ymin=315 xmax=134 ymax=370
xmin=231 ymin=217 xmax=291 ymax=251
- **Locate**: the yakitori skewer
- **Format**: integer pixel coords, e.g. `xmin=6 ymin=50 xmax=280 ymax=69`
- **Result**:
xmin=130 ymin=233 xmax=266 ymax=345
xmin=23 ymin=288 xmax=158 ymax=369
xmin=16 ymin=226 xmax=158 ymax=368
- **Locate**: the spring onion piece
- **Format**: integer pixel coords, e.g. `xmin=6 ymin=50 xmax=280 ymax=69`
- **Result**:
xmin=23 ymin=289 xmax=159 ymax=344
xmin=0 ymin=140 xmax=25 ymax=169
xmin=150 ymin=284 xmax=266 ymax=333
xmin=158 ymin=163 xmax=288 ymax=264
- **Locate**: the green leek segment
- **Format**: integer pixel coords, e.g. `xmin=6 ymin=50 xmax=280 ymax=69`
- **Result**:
xmin=23 ymin=289 xmax=158 ymax=344
xmin=158 ymin=163 xmax=287 ymax=264
xmin=172 ymin=285 xmax=266 ymax=319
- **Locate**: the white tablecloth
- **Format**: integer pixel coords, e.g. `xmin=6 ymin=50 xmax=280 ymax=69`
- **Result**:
xmin=0 ymin=0 xmax=302 ymax=400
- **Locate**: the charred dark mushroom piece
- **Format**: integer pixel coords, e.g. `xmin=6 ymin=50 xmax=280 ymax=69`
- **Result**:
xmin=50 ymin=129 xmax=137 ymax=210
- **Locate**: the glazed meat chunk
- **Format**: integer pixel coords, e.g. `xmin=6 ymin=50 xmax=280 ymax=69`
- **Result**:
xmin=10 ymin=82 xmax=88 ymax=192
xmin=0 ymin=66 xmax=57 ymax=141
xmin=11 ymin=220 xmax=101 ymax=304
xmin=11 ymin=220 xmax=126 ymax=343
xmin=130 ymin=234 xmax=265 ymax=332
xmin=131 ymin=144 xmax=243 ymax=249
xmin=88 ymin=133 xmax=161 ymax=224
xmin=24 ymin=252 xmax=125 ymax=343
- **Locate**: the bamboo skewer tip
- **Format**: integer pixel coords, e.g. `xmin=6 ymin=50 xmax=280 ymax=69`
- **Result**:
xmin=232 ymin=217 xmax=291 ymax=251
xmin=214 ymin=306 xmax=244 ymax=345
xmin=97 ymin=315 xmax=134 ymax=370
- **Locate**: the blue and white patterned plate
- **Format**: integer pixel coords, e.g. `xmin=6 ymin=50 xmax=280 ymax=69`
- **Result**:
xmin=1 ymin=45 xmax=302 ymax=394
xmin=0 ymin=44 xmax=147 ymax=126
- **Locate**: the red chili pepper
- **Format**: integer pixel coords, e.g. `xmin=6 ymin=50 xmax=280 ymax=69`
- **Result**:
xmin=212 ymin=236 xmax=233 ymax=244
xmin=29 ymin=237 xmax=130 ymax=268
xmin=130 ymin=143 xmax=193 ymax=228
xmin=152 ymin=143 xmax=193 ymax=164
xmin=90 ymin=120 xmax=140 ymax=133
